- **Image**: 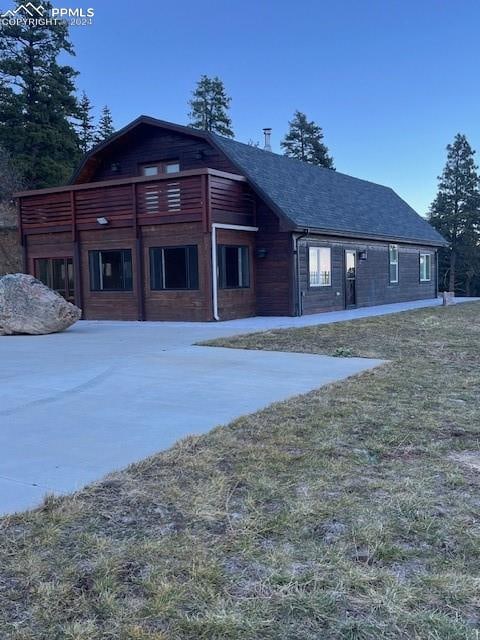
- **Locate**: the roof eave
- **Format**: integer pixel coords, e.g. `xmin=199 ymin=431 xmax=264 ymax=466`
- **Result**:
xmin=291 ymin=226 xmax=448 ymax=247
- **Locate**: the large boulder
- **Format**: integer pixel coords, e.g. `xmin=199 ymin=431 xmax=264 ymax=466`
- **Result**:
xmin=0 ymin=273 xmax=81 ymax=336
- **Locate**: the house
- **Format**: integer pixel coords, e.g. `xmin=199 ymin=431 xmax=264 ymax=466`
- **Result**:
xmin=15 ymin=116 xmax=447 ymax=321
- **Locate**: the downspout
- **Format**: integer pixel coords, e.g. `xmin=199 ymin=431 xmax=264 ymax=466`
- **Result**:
xmin=211 ymin=224 xmax=220 ymax=320
xmin=293 ymin=229 xmax=310 ymax=316
xmin=211 ymin=223 xmax=259 ymax=321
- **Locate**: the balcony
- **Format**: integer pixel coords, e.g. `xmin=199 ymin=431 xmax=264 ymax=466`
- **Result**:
xmin=17 ymin=168 xmax=256 ymax=234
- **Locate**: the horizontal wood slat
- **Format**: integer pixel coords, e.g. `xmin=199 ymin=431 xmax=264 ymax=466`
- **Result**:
xmin=20 ymin=175 xmax=205 ymax=232
xmin=210 ymin=176 xmax=255 ymax=218
xmin=19 ymin=171 xmax=256 ymax=234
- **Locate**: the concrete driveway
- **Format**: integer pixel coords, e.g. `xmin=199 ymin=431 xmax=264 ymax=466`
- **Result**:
xmin=0 ymin=317 xmax=385 ymax=515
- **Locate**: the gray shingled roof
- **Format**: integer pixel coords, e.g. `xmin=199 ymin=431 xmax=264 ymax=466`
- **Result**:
xmin=211 ymin=134 xmax=446 ymax=246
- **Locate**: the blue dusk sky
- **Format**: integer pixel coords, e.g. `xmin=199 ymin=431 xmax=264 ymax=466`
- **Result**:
xmin=55 ymin=0 xmax=479 ymax=214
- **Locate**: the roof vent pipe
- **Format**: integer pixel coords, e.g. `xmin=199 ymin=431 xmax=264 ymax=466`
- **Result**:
xmin=263 ymin=128 xmax=272 ymax=152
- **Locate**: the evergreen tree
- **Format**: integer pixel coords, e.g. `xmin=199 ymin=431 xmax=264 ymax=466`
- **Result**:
xmin=94 ymin=105 xmax=115 ymax=144
xmin=0 ymin=1 xmax=81 ymax=188
xmin=77 ymin=91 xmax=95 ymax=154
xmin=188 ymin=75 xmax=233 ymax=137
xmin=429 ymin=134 xmax=480 ymax=293
xmin=281 ymin=111 xmax=334 ymax=168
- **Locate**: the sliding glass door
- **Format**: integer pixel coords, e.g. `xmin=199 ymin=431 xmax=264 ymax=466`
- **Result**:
xmin=35 ymin=257 xmax=75 ymax=303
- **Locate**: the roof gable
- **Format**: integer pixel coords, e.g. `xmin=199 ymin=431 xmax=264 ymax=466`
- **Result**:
xmin=71 ymin=116 xmax=212 ymax=184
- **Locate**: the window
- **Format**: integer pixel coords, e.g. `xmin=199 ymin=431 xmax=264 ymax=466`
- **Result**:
xmin=89 ymin=249 xmax=133 ymax=291
xmin=218 ymin=245 xmax=250 ymax=288
xmin=150 ymin=245 xmax=199 ymax=290
xmin=420 ymin=253 xmax=432 ymax=282
xmin=309 ymin=246 xmax=331 ymax=287
xmin=143 ymin=165 xmax=159 ymax=177
xmin=165 ymin=162 xmax=180 ymax=174
xmin=389 ymin=244 xmax=399 ymax=283
xmin=141 ymin=160 xmax=180 ymax=176
xmin=35 ymin=257 xmax=74 ymax=302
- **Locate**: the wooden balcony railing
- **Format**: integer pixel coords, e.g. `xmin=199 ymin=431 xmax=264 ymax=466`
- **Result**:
xmin=17 ymin=169 xmax=255 ymax=234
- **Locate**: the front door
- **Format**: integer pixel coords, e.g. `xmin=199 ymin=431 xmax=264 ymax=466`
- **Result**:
xmin=35 ymin=257 xmax=75 ymax=303
xmin=345 ymin=250 xmax=356 ymax=307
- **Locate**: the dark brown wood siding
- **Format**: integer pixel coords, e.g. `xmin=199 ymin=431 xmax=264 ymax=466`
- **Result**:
xmin=210 ymin=175 xmax=256 ymax=227
xmin=298 ymin=236 xmax=437 ymax=314
xmin=26 ymin=225 xmax=213 ymax=321
xmin=19 ymin=165 xmax=259 ymax=322
xmin=254 ymin=203 xmax=293 ymax=316
xmin=216 ymin=228 xmax=256 ymax=320
xmin=79 ymin=227 xmax=139 ymax=321
xmin=86 ymin=125 xmax=237 ymax=183
xmin=142 ymin=223 xmax=212 ymax=322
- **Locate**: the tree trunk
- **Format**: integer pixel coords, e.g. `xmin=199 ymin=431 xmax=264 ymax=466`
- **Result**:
xmin=449 ymin=250 xmax=456 ymax=292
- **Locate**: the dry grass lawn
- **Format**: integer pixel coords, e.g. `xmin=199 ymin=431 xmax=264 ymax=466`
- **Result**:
xmin=1 ymin=303 xmax=480 ymax=639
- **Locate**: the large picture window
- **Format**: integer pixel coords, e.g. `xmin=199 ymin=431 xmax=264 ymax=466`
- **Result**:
xmin=309 ymin=246 xmax=331 ymax=287
xmin=389 ymin=244 xmax=399 ymax=283
xmin=89 ymin=249 xmax=133 ymax=291
xmin=149 ymin=245 xmax=199 ymax=290
xmin=218 ymin=245 xmax=250 ymax=289
xmin=35 ymin=257 xmax=74 ymax=302
xmin=420 ymin=253 xmax=432 ymax=282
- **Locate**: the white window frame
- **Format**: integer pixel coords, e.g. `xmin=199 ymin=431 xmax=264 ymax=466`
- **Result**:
xmin=309 ymin=246 xmax=331 ymax=287
xmin=420 ymin=252 xmax=432 ymax=282
xmin=389 ymin=244 xmax=399 ymax=284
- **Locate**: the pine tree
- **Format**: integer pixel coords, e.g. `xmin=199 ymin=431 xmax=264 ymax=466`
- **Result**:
xmin=188 ymin=75 xmax=233 ymax=137
xmin=281 ymin=111 xmax=334 ymax=168
xmin=94 ymin=106 xmax=115 ymax=144
xmin=429 ymin=134 xmax=480 ymax=293
xmin=77 ymin=91 xmax=95 ymax=154
xmin=0 ymin=0 xmax=81 ymax=188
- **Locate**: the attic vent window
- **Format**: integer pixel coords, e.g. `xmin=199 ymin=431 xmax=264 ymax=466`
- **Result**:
xmin=143 ymin=165 xmax=158 ymax=177
xmin=141 ymin=161 xmax=180 ymax=177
